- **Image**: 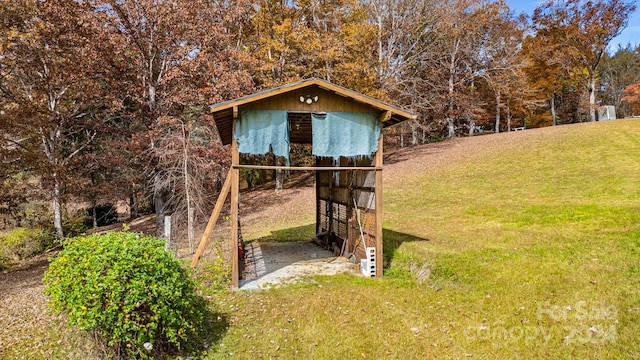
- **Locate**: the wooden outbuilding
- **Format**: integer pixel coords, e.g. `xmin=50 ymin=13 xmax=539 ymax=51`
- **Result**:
xmin=191 ymin=78 xmax=415 ymax=288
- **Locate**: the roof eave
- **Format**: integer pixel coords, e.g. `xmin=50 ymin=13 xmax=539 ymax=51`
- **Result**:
xmin=209 ymin=78 xmax=416 ymax=123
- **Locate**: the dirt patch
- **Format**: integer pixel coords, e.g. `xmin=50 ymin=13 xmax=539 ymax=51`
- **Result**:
xmin=0 ymin=252 xmax=95 ymax=359
xmin=88 ymin=213 xmax=157 ymax=236
xmin=240 ymin=241 xmax=357 ymax=290
xmin=0 ymin=252 xmax=52 ymax=299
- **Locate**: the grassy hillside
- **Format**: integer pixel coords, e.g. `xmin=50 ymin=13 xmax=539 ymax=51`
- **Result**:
xmin=3 ymin=120 xmax=639 ymax=359
xmin=379 ymin=119 xmax=640 ymax=358
xmin=203 ymin=119 xmax=640 ymax=359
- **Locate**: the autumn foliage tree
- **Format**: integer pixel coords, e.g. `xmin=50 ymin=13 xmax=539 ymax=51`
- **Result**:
xmin=531 ymin=0 xmax=636 ymax=122
xmin=622 ymin=81 xmax=640 ymax=115
xmin=87 ymin=0 xmax=254 ymax=237
xmin=1 ymin=0 xmax=638 ymax=243
xmin=600 ymin=45 xmax=640 ymax=118
xmin=0 ymin=0 xmax=115 ymax=238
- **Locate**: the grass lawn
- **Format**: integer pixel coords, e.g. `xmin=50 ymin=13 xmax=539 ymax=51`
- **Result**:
xmin=4 ymin=120 xmax=638 ymax=359
xmin=201 ymin=119 xmax=640 ymax=359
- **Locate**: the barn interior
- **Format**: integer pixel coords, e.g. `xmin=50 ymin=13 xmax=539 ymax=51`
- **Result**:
xmin=191 ymin=78 xmax=415 ymax=288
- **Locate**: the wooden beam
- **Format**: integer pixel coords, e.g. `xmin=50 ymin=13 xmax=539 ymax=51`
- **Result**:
xmin=379 ymin=110 xmax=392 ymax=123
xmin=374 ymin=133 xmax=384 ymax=278
xmin=233 ymin=164 xmax=382 ymax=171
xmin=230 ymin=168 xmax=239 ymax=288
xmin=232 ymin=105 xmax=238 ymax=120
xmin=230 ymin=126 xmax=240 ymax=289
xmin=190 ymin=170 xmax=232 ymax=267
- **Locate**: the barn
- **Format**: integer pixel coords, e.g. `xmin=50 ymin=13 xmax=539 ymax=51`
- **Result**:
xmin=192 ymin=78 xmax=415 ymax=288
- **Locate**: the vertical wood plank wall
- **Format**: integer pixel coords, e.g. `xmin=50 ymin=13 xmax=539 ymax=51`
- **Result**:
xmin=243 ymin=85 xmax=374 ymax=114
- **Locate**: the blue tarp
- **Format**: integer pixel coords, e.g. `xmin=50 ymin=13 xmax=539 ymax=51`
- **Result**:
xmin=311 ymin=112 xmax=381 ymax=160
xmin=235 ymin=110 xmax=290 ymax=165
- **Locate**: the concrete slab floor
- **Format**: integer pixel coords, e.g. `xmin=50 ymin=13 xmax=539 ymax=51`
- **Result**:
xmin=240 ymin=241 xmax=357 ymax=290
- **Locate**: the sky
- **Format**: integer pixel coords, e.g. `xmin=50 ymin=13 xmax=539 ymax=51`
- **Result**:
xmin=505 ymin=0 xmax=640 ymax=51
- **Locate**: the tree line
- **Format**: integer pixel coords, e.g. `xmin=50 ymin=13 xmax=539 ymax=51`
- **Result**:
xmin=1 ymin=0 xmax=638 ymax=242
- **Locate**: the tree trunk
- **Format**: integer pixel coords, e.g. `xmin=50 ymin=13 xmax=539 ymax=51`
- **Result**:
xmin=377 ymin=15 xmax=383 ymax=68
xmin=589 ymin=75 xmax=597 ymax=122
xmin=468 ymin=119 xmax=475 ymax=137
xmin=181 ymin=121 xmax=194 ymax=253
xmin=92 ymin=198 xmax=98 ymax=229
xmin=447 ymin=40 xmax=457 ymax=139
xmin=52 ymin=173 xmax=64 ymax=239
xmin=129 ymin=185 xmax=138 ymax=219
xmin=550 ymin=93 xmax=557 ymax=126
xmin=447 ymin=118 xmax=455 ymax=139
xmin=154 ymin=191 xmax=165 ymax=236
xmin=495 ymin=90 xmax=501 ymax=133
xmin=411 ymin=121 xmax=418 ymax=146
xmin=506 ymin=102 xmax=512 ymax=132
xmin=148 ymin=84 xmax=157 ymax=112
xmin=187 ymin=207 xmax=194 ymax=253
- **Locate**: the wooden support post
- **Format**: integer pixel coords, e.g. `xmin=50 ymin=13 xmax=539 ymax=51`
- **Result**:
xmin=346 ymin=166 xmax=354 ymax=256
xmin=374 ymin=133 xmax=384 ymax=278
xmin=230 ymin=120 xmax=240 ymax=289
xmin=315 ymin=157 xmax=320 ymax=236
xmin=190 ymin=170 xmax=232 ymax=267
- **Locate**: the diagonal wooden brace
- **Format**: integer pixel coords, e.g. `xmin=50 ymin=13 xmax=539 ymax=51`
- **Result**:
xmin=190 ymin=169 xmax=232 ymax=267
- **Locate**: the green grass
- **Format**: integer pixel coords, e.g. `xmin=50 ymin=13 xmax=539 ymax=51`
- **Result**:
xmin=201 ymin=120 xmax=640 ymax=359
xmin=379 ymin=120 xmax=640 ymax=358
xmin=14 ymin=120 xmax=638 ymax=359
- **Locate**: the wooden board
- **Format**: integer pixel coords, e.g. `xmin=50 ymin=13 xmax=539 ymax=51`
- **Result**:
xmin=190 ymin=170 xmax=232 ymax=267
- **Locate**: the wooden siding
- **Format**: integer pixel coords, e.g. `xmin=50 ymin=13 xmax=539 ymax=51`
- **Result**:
xmin=242 ymin=85 xmax=375 ymax=113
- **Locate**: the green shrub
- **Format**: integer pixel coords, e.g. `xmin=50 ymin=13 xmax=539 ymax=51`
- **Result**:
xmin=240 ymin=168 xmax=262 ymax=188
xmin=190 ymin=243 xmax=231 ymax=295
xmin=43 ymin=232 xmax=209 ymax=359
xmin=0 ymin=242 xmax=11 ymax=271
xmin=0 ymin=227 xmax=55 ymax=269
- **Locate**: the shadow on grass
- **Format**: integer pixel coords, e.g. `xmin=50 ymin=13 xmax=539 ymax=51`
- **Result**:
xmin=248 ymin=223 xmax=316 ymax=242
xmin=195 ymin=309 xmax=230 ymax=356
xmin=382 ymin=228 xmax=430 ymax=269
xmin=65 ymin=294 xmax=232 ymax=359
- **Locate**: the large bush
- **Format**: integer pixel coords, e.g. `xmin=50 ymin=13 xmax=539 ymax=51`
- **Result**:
xmin=44 ymin=232 xmax=208 ymax=359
